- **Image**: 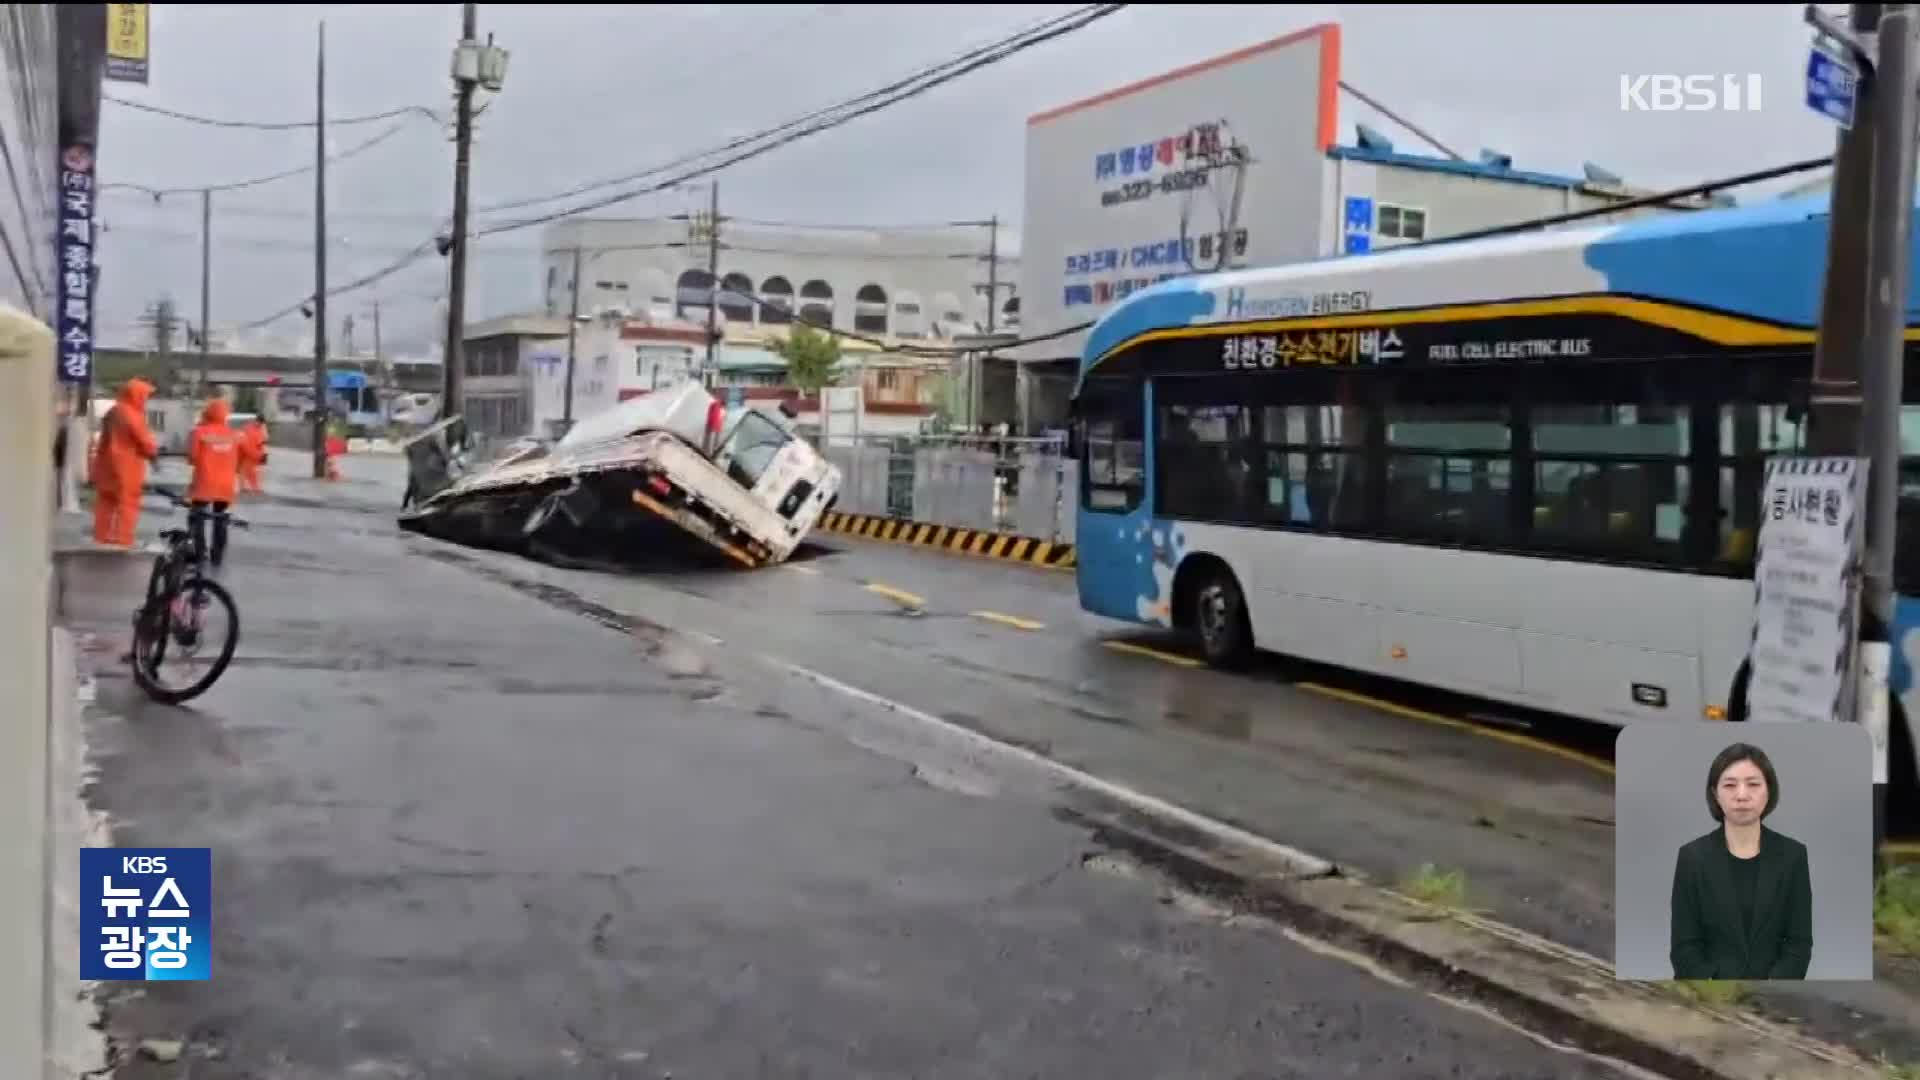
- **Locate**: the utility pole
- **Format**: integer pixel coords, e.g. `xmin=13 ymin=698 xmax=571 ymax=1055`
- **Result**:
xmin=986 ymin=214 xmax=999 ymax=334
xmin=343 ymin=314 xmax=355 ymax=359
xmin=1809 ymin=3 xmax=1880 ymax=460
xmin=312 ymin=20 xmax=329 ymax=479
xmin=198 ymin=188 xmax=211 ymax=397
xmin=564 ymin=244 xmax=581 ymax=428
xmin=443 ymin=1 xmax=478 ymax=424
xmin=703 ymin=180 xmax=721 ymax=387
xmin=1856 ymin=2 xmax=1915 ymax=870
xmin=148 ymin=298 xmax=177 ymax=395
xmin=373 ymin=300 xmax=384 ymax=388
xmin=1804 ymin=1 xmax=1908 ymax=873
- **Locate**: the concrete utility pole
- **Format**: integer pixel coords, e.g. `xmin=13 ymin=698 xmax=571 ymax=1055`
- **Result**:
xmin=986 ymin=214 xmax=1000 ymax=334
xmin=199 ymin=187 xmax=211 ymax=396
xmin=703 ymin=180 xmax=721 ymax=387
xmin=443 ymin=1 xmax=478 ymax=423
xmin=312 ymin=20 xmax=329 ymax=479
xmin=1805 ymin=1 xmax=1911 ymax=871
xmin=564 ymin=243 xmax=581 ymax=427
xmin=1807 ymin=2 xmax=1882 ymax=456
xmin=1857 ymin=2 xmax=1915 ymax=867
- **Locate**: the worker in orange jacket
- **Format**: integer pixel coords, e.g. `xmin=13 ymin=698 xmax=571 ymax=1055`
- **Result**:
xmin=186 ymin=397 xmax=242 ymax=568
xmin=90 ymin=377 xmax=159 ymax=547
xmin=237 ymin=419 xmax=267 ymax=494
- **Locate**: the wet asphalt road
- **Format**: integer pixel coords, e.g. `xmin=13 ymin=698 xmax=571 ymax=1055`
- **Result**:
xmin=56 ymin=496 xmax=1644 ymax=1079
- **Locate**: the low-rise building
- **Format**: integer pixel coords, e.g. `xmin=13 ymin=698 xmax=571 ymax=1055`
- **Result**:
xmin=471 ymin=312 xmax=949 ymax=442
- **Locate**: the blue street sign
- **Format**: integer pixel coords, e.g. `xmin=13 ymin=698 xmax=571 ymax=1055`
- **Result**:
xmin=1342 ymin=196 xmax=1374 ymax=255
xmin=1806 ymin=44 xmax=1858 ymax=129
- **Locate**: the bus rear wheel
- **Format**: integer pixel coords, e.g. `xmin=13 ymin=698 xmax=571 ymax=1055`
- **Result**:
xmin=1192 ymin=568 xmax=1253 ymax=670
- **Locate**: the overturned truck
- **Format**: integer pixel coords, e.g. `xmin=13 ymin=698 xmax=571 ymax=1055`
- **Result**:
xmin=398 ymin=383 xmax=842 ymax=569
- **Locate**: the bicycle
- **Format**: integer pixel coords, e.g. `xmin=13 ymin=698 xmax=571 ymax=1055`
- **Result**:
xmin=129 ymin=491 xmax=249 ymax=705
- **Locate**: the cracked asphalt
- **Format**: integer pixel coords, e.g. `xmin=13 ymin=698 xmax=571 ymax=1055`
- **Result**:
xmin=56 ymin=495 xmax=1647 ymax=1079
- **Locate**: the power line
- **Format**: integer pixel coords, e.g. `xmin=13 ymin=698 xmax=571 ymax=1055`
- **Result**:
xmin=97 ymin=193 xmax=450 ymax=226
xmin=105 ymin=93 xmax=445 ymax=130
xmin=97 ymin=121 xmax=411 ymax=198
xmin=236 ymin=6 xmax=1117 ymax=330
xmin=471 ymin=5 xmax=1116 ymax=218
xmin=477 ymin=5 xmax=1125 ymax=237
xmin=237 ymin=237 xmax=442 ymax=331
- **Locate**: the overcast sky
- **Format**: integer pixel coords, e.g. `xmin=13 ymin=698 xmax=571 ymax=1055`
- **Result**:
xmin=92 ymin=3 xmax=1840 ymax=355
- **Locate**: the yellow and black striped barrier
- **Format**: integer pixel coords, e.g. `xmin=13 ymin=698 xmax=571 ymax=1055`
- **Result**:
xmin=816 ymin=511 xmax=1076 ymax=571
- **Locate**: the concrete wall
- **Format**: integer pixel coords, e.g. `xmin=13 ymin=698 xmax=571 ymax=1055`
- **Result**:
xmin=1015 ymin=452 xmax=1072 ymax=541
xmin=825 ymin=444 xmax=891 ymax=518
xmin=1 ymin=308 xmax=53 ymax=1080
xmin=911 ymin=448 xmax=997 ymax=531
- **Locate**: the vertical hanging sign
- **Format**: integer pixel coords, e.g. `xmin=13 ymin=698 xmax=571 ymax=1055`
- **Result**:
xmin=105 ymin=3 xmax=150 ymax=84
xmin=57 ymin=144 xmax=96 ymax=385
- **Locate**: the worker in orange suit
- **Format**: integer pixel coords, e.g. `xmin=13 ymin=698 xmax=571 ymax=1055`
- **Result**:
xmin=90 ymin=377 xmax=159 ymax=547
xmin=237 ymin=419 xmax=267 ymax=494
xmin=186 ymin=398 xmax=242 ymax=568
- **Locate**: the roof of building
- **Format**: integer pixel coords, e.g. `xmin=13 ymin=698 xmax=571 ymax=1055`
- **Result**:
xmin=1327 ymin=128 xmax=1732 ymax=207
xmin=1326 ymin=143 xmax=1597 ymax=191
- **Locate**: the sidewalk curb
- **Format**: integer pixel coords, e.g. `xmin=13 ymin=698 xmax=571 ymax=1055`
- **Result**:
xmin=1068 ymin=804 xmax=1877 ymax=1080
xmin=817 ymin=512 xmax=1075 ymax=571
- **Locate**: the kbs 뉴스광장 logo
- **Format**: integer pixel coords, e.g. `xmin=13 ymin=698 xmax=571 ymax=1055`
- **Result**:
xmin=80 ymin=848 xmax=211 ymax=981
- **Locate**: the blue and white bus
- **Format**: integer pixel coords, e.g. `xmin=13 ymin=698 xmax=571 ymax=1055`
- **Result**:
xmin=1068 ymin=191 xmax=1918 ymax=803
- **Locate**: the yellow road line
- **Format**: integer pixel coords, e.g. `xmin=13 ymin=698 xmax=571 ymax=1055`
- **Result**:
xmin=973 ymin=611 xmax=1044 ymax=631
xmin=1296 ymin=681 xmax=1616 ymax=777
xmin=1102 ymin=640 xmax=1203 ymax=668
xmin=865 ymin=582 xmax=926 ymax=608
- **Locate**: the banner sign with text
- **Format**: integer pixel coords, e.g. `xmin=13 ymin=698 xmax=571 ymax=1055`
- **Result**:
xmin=1747 ymin=456 xmax=1866 ymax=727
xmin=56 ymin=144 xmax=95 ymax=384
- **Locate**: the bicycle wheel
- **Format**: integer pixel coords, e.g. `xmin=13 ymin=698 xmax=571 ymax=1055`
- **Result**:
xmin=130 ymin=575 xmax=240 ymax=705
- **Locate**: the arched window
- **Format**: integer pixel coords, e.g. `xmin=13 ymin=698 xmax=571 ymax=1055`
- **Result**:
xmin=854 ymin=283 xmax=889 ymax=335
xmin=760 ymin=276 xmax=794 ymax=325
xmin=675 ymin=269 xmax=714 ymax=321
xmin=799 ymin=279 xmax=834 ymax=327
xmin=719 ymin=272 xmax=755 ymax=323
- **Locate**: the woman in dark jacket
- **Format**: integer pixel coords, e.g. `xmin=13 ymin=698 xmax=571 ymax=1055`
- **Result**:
xmin=1669 ymin=742 xmax=1814 ymax=980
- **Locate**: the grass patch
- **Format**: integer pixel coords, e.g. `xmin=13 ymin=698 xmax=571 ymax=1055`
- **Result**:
xmin=1876 ymin=865 xmax=1920 ymax=958
xmin=1880 ymin=1060 xmax=1920 ymax=1080
xmin=1667 ymin=979 xmax=1749 ymax=1009
xmin=1400 ymin=863 xmax=1469 ymax=909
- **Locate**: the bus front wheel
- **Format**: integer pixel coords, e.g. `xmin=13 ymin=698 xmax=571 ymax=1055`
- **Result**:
xmin=1190 ymin=565 xmax=1253 ymax=670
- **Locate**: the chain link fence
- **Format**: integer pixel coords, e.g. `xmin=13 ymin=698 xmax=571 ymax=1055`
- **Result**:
xmin=817 ymin=433 xmax=1078 ymax=543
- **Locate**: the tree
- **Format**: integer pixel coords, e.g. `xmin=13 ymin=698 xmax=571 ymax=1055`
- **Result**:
xmin=769 ymin=322 xmax=843 ymax=395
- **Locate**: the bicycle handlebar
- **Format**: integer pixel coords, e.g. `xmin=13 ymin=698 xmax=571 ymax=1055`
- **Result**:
xmin=151 ymin=488 xmax=251 ymax=530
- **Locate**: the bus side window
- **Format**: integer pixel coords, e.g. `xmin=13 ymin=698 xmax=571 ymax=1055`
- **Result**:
xmin=1716 ymin=399 xmax=1807 ymax=569
xmin=1078 ymin=377 xmax=1145 ymax=513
